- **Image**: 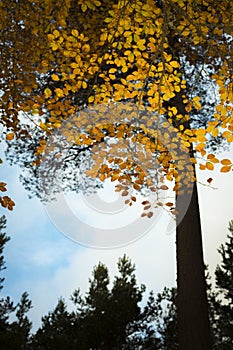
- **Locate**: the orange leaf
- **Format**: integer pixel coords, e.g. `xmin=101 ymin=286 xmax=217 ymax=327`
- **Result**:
xmin=206 ymin=162 xmax=214 ymax=171
xmin=199 ymin=164 xmax=206 ymax=170
xmin=6 ymin=133 xmax=14 ymax=141
xmin=111 ymin=174 xmax=119 ymax=182
xmin=133 ymin=183 xmax=140 ymax=190
xmin=207 ymin=154 xmax=215 ymax=159
xmin=0 ymin=196 xmax=15 ymax=210
xmin=220 ymin=165 xmax=231 ymax=173
xmin=165 ymin=202 xmax=174 ymax=207
xmin=220 ymin=159 xmax=231 ymax=165
xmin=99 ymin=173 xmax=106 ymax=181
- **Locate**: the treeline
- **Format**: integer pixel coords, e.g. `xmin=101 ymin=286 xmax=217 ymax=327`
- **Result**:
xmin=0 ymin=215 xmax=232 ymax=349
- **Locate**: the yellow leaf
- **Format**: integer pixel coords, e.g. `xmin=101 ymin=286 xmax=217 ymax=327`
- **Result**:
xmin=128 ymin=52 xmax=134 ymax=63
xmin=182 ymin=28 xmax=190 ymax=36
xmin=93 ymin=0 xmax=101 ymax=5
xmin=193 ymin=96 xmax=202 ymax=110
xmin=88 ymin=96 xmax=95 ymax=103
xmin=104 ymin=17 xmax=112 ymax=23
xmin=170 ymin=61 xmax=179 ymax=68
xmin=109 ymin=68 xmax=117 ymax=73
xmin=71 ymin=29 xmax=79 ymax=37
xmin=51 ymin=43 xmax=58 ymax=51
xmin=206 ymin=162 xmax=214 ymax=171
xmin=227 ymin=134 xmax=233 ymax=142
xmin=53 ymin=29 xmax=60 ymax=38
xmin=6 ymin=133 xmax=14 ymax=141
xmin=55 ymin=88 xmax=64 ymax=98
xmin=44 ymin=88 xmax=52 ymax=98
xmin=100 ymin=32 xmax=107 ymax=42
xmin=212 ymin=128 xmax=219 ymax=137
xmin=82 ymin=81 xmax=87 ymax=89
xmin=81 ymin=3 xmax=87 ymax=11
xmin=51 ymin=74 xmax=59 ymax=81
xmin=138 ymin=39 xmax=146 ymax=51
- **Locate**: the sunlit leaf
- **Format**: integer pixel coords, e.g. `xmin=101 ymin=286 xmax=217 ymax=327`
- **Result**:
xmin=220 ymin=166 xmax=232 ymax=173
xmin=6 ymin=133 xmax=15 ymax=141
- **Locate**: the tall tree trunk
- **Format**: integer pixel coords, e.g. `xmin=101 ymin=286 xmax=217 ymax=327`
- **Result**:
xmin=176 ymin=171 xmax=211 ymax=349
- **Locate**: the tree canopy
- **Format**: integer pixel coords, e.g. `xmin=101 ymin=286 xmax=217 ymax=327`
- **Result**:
xmin=1 ymin=1 xmax=233 ymax=348
xmin=1 ymin=0 xmax=233 ymax=211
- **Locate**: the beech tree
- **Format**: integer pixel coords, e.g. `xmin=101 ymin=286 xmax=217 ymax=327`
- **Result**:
xmin=1 ymin=1 xmax=233 ymax=348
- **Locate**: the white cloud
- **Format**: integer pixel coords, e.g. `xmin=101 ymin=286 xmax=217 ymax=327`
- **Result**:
xmin=26 ymin=220 xmax=176 ymax=331
xmin=1 ymin=142 xmax=232 ymax=333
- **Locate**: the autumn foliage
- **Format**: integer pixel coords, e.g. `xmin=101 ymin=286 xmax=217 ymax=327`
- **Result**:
xmin=1 ymin=0 xmax=233 ymax=211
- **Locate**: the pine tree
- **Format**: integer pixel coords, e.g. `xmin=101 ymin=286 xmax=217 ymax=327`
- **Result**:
xmin=0 ymin=215 xmax=10 ymax=290
xmin=31 ymin=298 xmax=76 ymax=350
xmin=0 ymin=216 xmax=32 ymax=350
xmin=154 ymin=287 xmax=178 ymax=350
xmin=214 ymin=221 xmax=233 ymax=349
xmin=33 ymin=255 xmax=159 ymax=349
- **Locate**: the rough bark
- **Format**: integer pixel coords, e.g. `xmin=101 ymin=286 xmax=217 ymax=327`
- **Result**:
xmin=176 ymin=174 xmax=211 ymax=349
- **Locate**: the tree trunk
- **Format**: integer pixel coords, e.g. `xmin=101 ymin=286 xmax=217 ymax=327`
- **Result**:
xmin=176 ymin=172 xmax=211 ymax=349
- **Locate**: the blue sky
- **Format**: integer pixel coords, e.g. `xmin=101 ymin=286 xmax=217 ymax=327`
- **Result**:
xmin=1 ymin=140 xmax=233 ymax=332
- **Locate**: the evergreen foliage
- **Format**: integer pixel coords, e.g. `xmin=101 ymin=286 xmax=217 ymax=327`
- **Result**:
xmin=0 ymin=215 xmax=233 ymax=349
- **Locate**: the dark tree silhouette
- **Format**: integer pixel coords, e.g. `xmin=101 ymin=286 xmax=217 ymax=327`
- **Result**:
xmin=0 ymin=216 xmax=32 ymax=350
xmin=32 ymin=255 xmax=160 ymax=349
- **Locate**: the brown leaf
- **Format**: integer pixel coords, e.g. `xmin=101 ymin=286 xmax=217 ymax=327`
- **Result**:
xmin=165 ymin=202 xmax=174 ymax=207
xmin=122 ymin=190 xmax=129 ymax=196
xmin=142 ymin=200 xmax=150 ymax=205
